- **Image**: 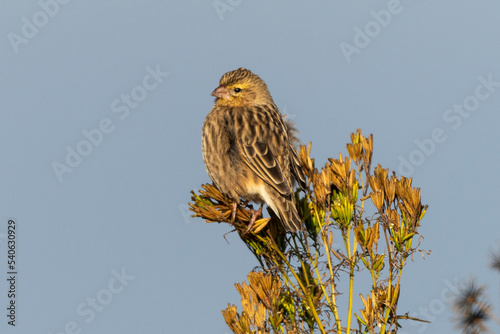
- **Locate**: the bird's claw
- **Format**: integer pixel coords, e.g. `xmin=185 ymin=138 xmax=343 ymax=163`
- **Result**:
xmin=242 ymin=204 xmax=264 ymax=235
xmin=231 ymin=201 xmax=238 ymax=223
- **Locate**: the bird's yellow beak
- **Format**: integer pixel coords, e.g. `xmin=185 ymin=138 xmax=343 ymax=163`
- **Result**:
xmin=211 ymin=85 xmax=230 ymax=100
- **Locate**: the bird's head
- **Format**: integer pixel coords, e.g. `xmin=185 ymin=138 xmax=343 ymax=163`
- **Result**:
xmin=211 ymin=68 xmax=273 ymax=107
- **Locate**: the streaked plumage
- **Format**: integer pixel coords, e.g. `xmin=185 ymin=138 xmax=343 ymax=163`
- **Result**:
xmin=202 ymin=68 xmax=305 ymax=232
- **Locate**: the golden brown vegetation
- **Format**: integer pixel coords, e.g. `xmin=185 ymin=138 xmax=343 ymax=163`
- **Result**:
xmin=190 ymin=130 xmax=429 ymax=333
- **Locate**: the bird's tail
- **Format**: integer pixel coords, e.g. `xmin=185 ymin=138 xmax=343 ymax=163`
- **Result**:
xmin=269 ymin=192 xmax=303 ymax=232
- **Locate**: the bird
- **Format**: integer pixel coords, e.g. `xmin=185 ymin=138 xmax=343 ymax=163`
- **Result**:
xmin=201 ymin=68 xmax=306 ymax=232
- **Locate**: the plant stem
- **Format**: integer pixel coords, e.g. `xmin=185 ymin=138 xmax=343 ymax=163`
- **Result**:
xmin=315 ymin=209 xmax=342 ymax=333
xmin=267 ymin=235 xmax=327 ymax=334
xmin=347 ymin=228 xmax=358 ymax=334
xmin=380 ymin=227 xmax=394 ymax=334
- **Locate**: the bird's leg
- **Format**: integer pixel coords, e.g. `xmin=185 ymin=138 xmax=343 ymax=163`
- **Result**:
xmin=231 ymin=201 xmax=238 ymax=222
xmin=244 ymin=203 xmax=264 ymax=234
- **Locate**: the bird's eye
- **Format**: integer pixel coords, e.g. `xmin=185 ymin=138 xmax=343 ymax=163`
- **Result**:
xmin=234 ymin=88 xmax=242 ymax=93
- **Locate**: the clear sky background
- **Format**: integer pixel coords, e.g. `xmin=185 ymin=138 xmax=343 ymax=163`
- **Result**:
xmin=1 ymin=1 xmax=500 ymax=333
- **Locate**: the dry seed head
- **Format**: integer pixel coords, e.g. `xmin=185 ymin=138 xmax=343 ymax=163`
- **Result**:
xmin=299 ymin=143 xmax=315 ymax=180
xmin=373 ymin=253 xmax=385 ymax=273
xmin=369 ymin=165 xmax=388 ymax=195
xmin=350 ymin=130 xmax=361 ymax=144
xmin=370 ymin=191 xmax=384 ymax=212
xmin=247 ymin=272 xmax=281 ymax=310
xmin=386 ymin=175 xmax=397 ymax=205
xmin=367 ymin=223 xmax=380 ymax=252
xmin=347 ymin=130 xmax=373 ymax=170
xmin=221 ymin=305 xmax=243 ymax=334
xmin=360 ymin=133 xmax=374 ymax=168
xmin=329 ymin=153 xmax=353 ymax=192
xmin=387 ymin=209 xmax=401 ymax=230
xmin=346 ymin=142 xmax=363 ymax=161
xmin=354 ymin=225 xmax=367 ymax=247
xmin=233 ymin=279 xmax=268 ymax=330
xmin=312 ymin=169 xmax=330 ymax=208
xmin=395 ymin=176 xmax=413 ymax=200
xmin=359 ymin=293 xmax=377 ymax=327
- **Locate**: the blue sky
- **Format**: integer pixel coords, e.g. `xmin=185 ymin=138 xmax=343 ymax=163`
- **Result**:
xmin=1 ymin=1 xmax=500 ymax=333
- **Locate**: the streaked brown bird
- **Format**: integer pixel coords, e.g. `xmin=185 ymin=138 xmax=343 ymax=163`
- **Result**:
xmin=202 ymin=68 xmax=306 ymax=232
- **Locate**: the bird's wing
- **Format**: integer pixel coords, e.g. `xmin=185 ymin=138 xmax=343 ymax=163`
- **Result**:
xmin=284 ymin=119 xmax=306 ymax=190
xmin=241 ymin=141 xmax=291 ymax=195
xmin=236 ymin=107 xmax=291 ymax=196
xmin=290 ymin=145 xmax=306 ymax=190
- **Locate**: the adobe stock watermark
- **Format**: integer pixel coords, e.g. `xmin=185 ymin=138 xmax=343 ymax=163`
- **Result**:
xmin=213 ymin=0 xmax=243 ymax=21
xmin=7 ymin=0 xmax=73 ymax=54
xmin=339 ymin=0 xmax=405 ymax=64
xmin=398 ymin=74 xmax=500 ymax=176
xmin=401 ymin=277 xmax=464 ymax=334
xmin=51 ymin=64 xmax=169 ymax=182
xmin=0 ymin=232 xmax=6 ymax=248
xmin=48 ymin=268 xmax=134 ymax=334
